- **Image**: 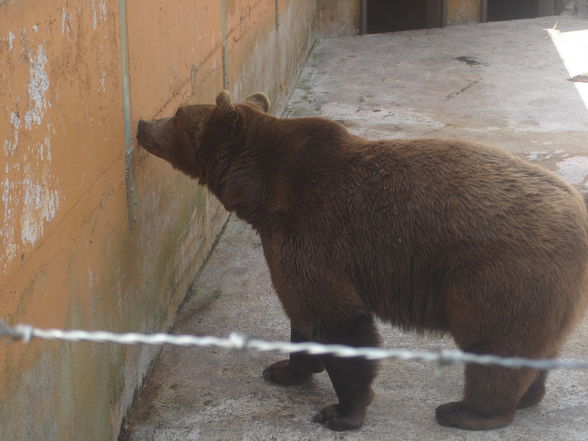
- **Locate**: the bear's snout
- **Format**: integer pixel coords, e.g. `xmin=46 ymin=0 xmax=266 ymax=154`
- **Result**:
xmin=137 ymin=119 xmax=149 ymax=134
xmin=137 ymin=117 xmax=176 ymax=160
xmin=137 ymin=119 xmax=155 ymax=149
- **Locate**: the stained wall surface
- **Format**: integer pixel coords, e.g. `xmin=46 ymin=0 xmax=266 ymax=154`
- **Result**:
xmin=447 ymin=0 xmax=482 ymax=24
xmin=318 ymin=0 xmax=484 ymax=35
xmin=318 ymin=0 xmax=588 ymax=36
xmin=572 ymin=0 xmax=588 ymax=16
xmin=0 ymin=1 xmax=316 ymax=440
xmin=318 ymin=0 xmax=361 ymax=36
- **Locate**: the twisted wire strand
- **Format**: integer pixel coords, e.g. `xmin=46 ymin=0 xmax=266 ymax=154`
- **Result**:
xmin=1 ymin=320 xmax=587 ymax=371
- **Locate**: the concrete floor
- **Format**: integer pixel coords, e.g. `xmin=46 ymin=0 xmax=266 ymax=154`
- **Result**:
xmin=121 ymin=17 xmax=588 ymax=441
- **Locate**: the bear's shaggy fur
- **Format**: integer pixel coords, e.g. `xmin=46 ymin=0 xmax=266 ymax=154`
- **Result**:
xmin=137 ymin=91 xmax=588 ymax=432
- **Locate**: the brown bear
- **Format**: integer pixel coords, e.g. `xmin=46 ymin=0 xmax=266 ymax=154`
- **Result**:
xmin=137 ymin=90 xmax=588 ymax=432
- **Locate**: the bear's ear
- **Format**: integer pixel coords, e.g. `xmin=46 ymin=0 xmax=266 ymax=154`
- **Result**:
xmin=216 ymin=90 xmax=235 ymax=113
xmin=245 ymin=92 xmax=271 ymax=113
xmin=215 ymin=90 xmax=237 ymax=130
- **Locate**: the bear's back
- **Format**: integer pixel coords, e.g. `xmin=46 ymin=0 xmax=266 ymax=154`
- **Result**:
xmin=264 ymin=127 xmax=588 ymax=330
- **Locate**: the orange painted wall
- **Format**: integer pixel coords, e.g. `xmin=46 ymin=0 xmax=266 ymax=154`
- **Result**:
xmin=0 ymin=1 xmax=316 ymax=440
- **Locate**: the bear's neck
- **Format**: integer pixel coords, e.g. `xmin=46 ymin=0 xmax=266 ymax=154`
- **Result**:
xmin=222 ymin=114 xmax=354 ymax=233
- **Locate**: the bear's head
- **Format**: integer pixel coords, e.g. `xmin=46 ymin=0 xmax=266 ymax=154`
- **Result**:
xmin=137 ymin=90 xmax=270 ymax=182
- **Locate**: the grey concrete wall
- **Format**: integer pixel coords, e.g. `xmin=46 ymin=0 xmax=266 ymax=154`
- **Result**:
xmin=317 ymin=0 xmax=361 ymax=36
xmin=561 ymin=0 xmax=588 ymax=17
xmin=578 ymin=0 xmax=588 ymax=17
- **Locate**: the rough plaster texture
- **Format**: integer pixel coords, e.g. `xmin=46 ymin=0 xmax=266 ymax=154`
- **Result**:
xmin=0 ymin=1 xmax=316 ymax=440
xmin=318 ymin=0 xmax=361 ymax=36
xmin=578 ymin=0 xmax=588 ymax=17
xmin=563 ymin=0 xmax=588 ymax=17
xmin=123 ymin=17 xmax=588 ymax=441
xmin=447 ymin=0 xmax=482 ymax=24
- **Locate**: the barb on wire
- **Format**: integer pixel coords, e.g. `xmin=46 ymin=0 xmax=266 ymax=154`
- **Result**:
xmin=1 ymin=319 xmax=588 ymax=371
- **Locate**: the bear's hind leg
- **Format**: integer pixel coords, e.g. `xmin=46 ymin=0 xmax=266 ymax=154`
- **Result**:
xmin=263 ymin=327 xmax=325 ymax=385
xmin=313 ymin=314 xmax=380 ymax=431
xmin=436 ymin=359 xmax=536 ymax=430
xmin=517 ymin=371 xmax=547 ymax=409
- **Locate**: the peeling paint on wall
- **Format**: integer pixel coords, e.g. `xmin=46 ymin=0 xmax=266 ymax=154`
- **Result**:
xmin=92 ymin=0 xmax=108 ymax=30
xmin=21 ymin=43 xmax=60 ymax=247
xmin=1 ymin=173 xmax=18 ymax=265
xmin=24 ymin=45 xmax=50 ymax=130
xmin=3 ymin=112 xmax=21 ymax=156
xmin=99 ymin=71 xmax=107 ymax=93
xmin=7 ymin=31 xmax=15 ymax=50
xmin=20 ymin=185 xmax=60 ymax=245
xmin=61 ymin=8 xmax=72 ymax=35
xmin=1 ymin=40 xmax=61 ymax=270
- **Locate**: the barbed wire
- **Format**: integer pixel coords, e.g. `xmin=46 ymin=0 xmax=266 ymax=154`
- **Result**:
xmin=1 ymin=319 xmax=588 ymax=371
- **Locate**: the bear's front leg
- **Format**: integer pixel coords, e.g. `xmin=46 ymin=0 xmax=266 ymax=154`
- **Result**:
xmin=263 ymin=327 xmax=325 ymax=385
xmin=312 ymin=314 xmax=380 ymax=431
